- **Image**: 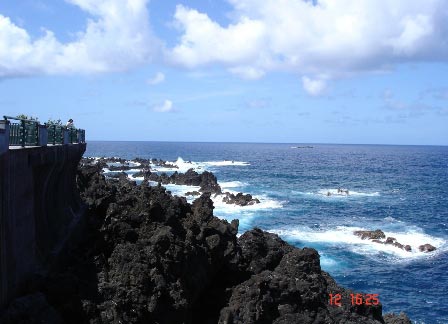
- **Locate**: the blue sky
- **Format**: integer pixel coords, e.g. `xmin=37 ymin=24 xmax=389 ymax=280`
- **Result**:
xmin=1 ymin=0 xmax=447 ymax=145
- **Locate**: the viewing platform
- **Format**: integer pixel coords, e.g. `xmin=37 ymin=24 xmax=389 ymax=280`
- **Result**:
xmin=0 ymin=116 xmax=87 ymax=309
xmin=0 ymin=116 xmax=85 ymax=153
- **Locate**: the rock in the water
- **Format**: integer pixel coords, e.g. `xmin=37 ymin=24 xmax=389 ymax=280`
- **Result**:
xmin=222 ymin=192 xmax=260 ymax=206
xmin=419 ymin=243 xmax=436 ymax=252
xmin=354 ymin=229 xmax=386 ymax=240
xmin=146 ymin=168 xmax=222 ymax=195
xmin=355 ymin=232 xmax=413 ymax=252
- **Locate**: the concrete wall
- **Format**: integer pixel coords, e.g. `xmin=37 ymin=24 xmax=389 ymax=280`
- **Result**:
xmin=0 ymin=143 xmax=86 ymax=309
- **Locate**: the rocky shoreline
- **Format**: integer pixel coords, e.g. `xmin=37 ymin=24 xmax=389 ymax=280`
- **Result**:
xmin=1 ymin=158 xmax=412 ymax=323
xmin=98 ymin=157 xmax=260 ymax=206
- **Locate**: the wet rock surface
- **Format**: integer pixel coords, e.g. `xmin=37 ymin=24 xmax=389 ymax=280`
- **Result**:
xmin=354 ymin=229 xmax=386 ymax=240
xmin=222 ymin=192 xmax=260 ymax=206
xmin=94 ymin=157 xmax=260 ymax=204
xmin=418 ymin=244 xmax=436 ymax=253
xmin=354 ymin=229 xmax=436 ymax=253
xmin=383 ymin=313 xmax=412 ymax=324
xmin=1 ymin=160 xmax=412 ymax=324
xmin=145 ymin=168 xmax=223 ymax=195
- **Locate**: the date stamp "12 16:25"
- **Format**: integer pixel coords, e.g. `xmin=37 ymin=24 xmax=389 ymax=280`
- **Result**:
xmin=329 ymin=293 xmax=380 ymax=307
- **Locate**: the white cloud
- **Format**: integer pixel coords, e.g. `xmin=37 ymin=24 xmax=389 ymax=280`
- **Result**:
xmin=153 ymin=100 xmax=173 ymax=112
xmin=302 ymin=76 xmax=327 ymax=96
xmin=0 ymin=0 xmax=158 ymax=78
xmin=168 ymin=0 xmax=448 ymax=91
xmin=169 ymin=5 xmax=265 ymax=68
xmin=147 ymin=72 xmax=165 ymax=85
xmin=229 ymin=66 xmax=265 ymax=80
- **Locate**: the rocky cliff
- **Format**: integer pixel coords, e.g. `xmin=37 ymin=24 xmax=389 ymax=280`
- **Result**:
xmin=0 ymin=160 xmax=411 ymax=324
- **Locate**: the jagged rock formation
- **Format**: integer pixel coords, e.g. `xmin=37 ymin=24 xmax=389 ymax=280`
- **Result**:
xmin=354 ymin=229 xmax=386 ymax=240
xmin=1 ymin=161 xmax=412 ymax=324
xmin=101 ymin=157 xmax=259 ymax=205
xmin=354 ymin=229 xmax=436 ymax=253
xmin=222 ymin=192 xmax=260 ymax=206
xmin=144 ymin=168 xmax=223 ymax=195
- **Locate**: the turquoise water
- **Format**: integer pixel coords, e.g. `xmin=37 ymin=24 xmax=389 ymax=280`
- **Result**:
xmin=86 ymin=141 xmax=448 ymax=324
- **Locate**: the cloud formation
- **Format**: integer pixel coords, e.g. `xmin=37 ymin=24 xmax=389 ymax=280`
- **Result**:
xmin=153 ymin=99 xmax=174 ymax=112
xmin=147 ymin=72 xmax=165 ymax=85
xmin=301 ymin=76 xmax=327 ymax=96
xmin=0 ymin=0 xmax=157 ymax=78
xmin=169 ymin=0 xmax=448 ymax=93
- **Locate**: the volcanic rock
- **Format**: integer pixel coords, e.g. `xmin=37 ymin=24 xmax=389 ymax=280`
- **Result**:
xmin=222 ymin=192 xmax=260 ymax=206
xmin=185 ymin=191 xmax=201 ymax=196
xmin=383 ymin=312 xmax=412 ymax=324
xmin=145 ymin=168 xmax=222 ymax=195
xmin=0 ymin=160 xmax=412 ymax=324
xmin=419 ymin=244 xmax=436 ymax=253
xmin=354 ymin=229 xmax=386 ymax=240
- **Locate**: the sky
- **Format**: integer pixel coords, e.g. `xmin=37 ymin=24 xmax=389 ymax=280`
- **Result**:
xmin=1 ymin=0 xmax=448 ymax=145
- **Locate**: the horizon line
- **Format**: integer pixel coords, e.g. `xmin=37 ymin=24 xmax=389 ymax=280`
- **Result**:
xmin=84 ymin=140 xmax=448 ymax=147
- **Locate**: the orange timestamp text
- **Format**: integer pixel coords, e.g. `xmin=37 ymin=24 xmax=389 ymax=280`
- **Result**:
xmin=329 ymin=293 xmax=380 ymax=306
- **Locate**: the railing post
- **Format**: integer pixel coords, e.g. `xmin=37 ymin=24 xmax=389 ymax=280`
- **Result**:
xmin=63 ymin=127 xmax=69 ymax=144
xmin=34 ymin=121 xmax=39 ymax=145
xmin=0 ymin=120 xmax=10 ymax=154
xmin=52 ymin=125 xmax=56 ymax=145
xmin=38 ymin=124 xmax=48 ymax=146
xmin=20 ymin=120 xmax=26 ymax=147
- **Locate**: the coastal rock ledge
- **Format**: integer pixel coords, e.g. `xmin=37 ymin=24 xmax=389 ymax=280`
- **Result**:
xmin=1 ymin=161 xmax=412 ymax=324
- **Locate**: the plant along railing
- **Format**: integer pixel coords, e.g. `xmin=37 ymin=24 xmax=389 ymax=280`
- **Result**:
xmin=4 ymin=116 xmax=39 ymax=147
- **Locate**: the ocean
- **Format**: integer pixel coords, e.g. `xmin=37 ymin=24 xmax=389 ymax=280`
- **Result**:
xmin=85 ymin=141 xmax=448 ymax=324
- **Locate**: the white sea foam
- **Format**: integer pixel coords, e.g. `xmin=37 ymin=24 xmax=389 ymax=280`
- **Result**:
xmin=320 ymin=255 xmax=339 ymax=269
xmin=212 ymin=193 xmax=284 ymax=213
xmin=147 ymin=157 xmax=199 ymax=173
xmin=102 ymin=168 xmax=126 ymax=174
xmin=202 ymin=160 xmax=250 ymax=167
xmin=269 ymin=226 xmax=446 ymax=260
xmin=318 ymin=189 xmax=380 ymax=197
xmin=298 ymin=188 xmax=380 ymax=198
xmin=149 ymin=167 xmax=180 ymax=173
xmin=220 ymin=181 xmax=247 ymax=189
xmin=172 ymin=157 xmax=201 ymax=172
xmin=150 ymin=157 xmax=250 ymax=174
xmin=160 ymin=183 xmax=201 ymax=195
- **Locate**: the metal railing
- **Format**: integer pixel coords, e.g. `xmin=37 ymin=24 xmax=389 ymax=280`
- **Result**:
xmin=4 ymin=116 xmax=39 ymax=147
xmin=3 ymin=116 xmax=86 ymax=147
xmin=77 ymin=129 xmax=86 ymax=143
xmin=48 ymin=124 xmax=64 ymax=145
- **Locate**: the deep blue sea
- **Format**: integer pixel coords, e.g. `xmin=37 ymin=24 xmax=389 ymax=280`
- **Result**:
xmin=85 ymin=141 xmax=448 ymax=324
